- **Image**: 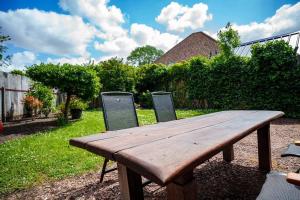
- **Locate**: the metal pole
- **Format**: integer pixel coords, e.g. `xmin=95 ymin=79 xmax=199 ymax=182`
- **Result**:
xmin=1 ymin=87 xmax=5 ymax=122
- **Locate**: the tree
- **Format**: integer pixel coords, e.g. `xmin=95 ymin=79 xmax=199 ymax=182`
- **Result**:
xmin=91 ymin=57 xmax=136 ymax=92
xmin=217 ymin=23 xmax=240 ymax=57
xmin=27 ymin=63 xmax=101 ymax=119
xmin=0 ymin=27 xmax=11 ymax=67
xmin=11 ymin=69 xmax=26 ymax=76
xmin=127 ymin=45 xmax=164 ymax=66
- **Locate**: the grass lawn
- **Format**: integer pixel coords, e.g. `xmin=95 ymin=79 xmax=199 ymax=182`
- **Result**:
xmin=0 ymin=109 xmax=216 ymax=194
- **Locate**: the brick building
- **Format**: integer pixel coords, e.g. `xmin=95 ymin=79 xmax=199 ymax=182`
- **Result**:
xmin=155 ymin=32 xmax=219 ymax=65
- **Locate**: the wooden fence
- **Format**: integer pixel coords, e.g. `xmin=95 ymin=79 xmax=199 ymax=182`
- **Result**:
xmin=0 ymin=71 xmax=64 ymax=122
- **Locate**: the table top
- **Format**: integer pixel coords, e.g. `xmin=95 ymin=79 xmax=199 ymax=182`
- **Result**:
xmin=70 ymin=110 xmax=284 ymax=185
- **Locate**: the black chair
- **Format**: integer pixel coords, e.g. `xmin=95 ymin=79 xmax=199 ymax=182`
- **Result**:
xmin=151 ymin=91 xmax=177 ymax=122
xmin=256 ymin=171 xmax=300 ymax=200
xmin=100 ymin=92 xmax=139 ymax=183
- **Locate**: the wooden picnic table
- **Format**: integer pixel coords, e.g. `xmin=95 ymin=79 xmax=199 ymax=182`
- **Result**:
xmin=70 ymin=110 xmax=284 ymax=200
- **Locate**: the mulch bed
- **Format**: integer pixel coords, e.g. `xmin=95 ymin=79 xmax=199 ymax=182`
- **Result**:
xmin=1 ymin=118 xmax=299 ymax=200
xmin=0 ymin=117 xmax=58 ymax=144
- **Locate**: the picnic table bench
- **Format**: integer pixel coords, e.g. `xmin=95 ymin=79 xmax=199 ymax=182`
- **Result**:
xmin=70 ymin=110 xmax=284 ymax=200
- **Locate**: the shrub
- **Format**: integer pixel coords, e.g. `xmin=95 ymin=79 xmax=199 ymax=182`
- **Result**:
xmin=23 ymin=95 xmax=43 ymax=120
xmin=208 ymin=55 xmax=249 ymax=109
xmin=10 ymin=69 xmax=26 ymax=76
xmin=168 ymin=61 xmax=190 ymax=107
xmin=92 ymin=57 xmax=136 ymax=92
xmin=247 ymin=40 xmax=300 ymax=116
xmin=27 ymin=63 xmax=101 ymax=119
xmin=187 ymin=56 xmax=211 ymax=108
xmin=69 ymin=98 xmax=88 ymax=110
xmin=135 ymin=63 xmax=169 ymax=107
xmin=27 ymin=82 xmax=54 ymax=117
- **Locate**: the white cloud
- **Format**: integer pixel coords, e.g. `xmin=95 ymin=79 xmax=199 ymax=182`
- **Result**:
xmin=94 ymin=23 xmax=181 ymax=59
xmin=0 ymin=9 xmax=96 ymax=57
xmin=59 ymin=0 xmax=126 ymax=40
xmin=130 ymin=23 xmax=181 ymax=51
xmin=94 ymin=36 xmax=137 ymax=58
xmin=5 ymin=51 xmax=40 ymax=71
xmin=46 ymin=57 xmax=93 ymax=65
xmin=156 ymin=2 xmax=212 ymax=32
xmin=232 ymin=2 xmax=300 ymax=42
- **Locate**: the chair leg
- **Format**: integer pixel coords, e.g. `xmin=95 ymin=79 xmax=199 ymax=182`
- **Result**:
xmin=100 ymin=158 xmax=109 ymax=183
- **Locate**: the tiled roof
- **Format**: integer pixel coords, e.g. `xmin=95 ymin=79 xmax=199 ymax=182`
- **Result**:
xmin=155 ymin=32 xmax=219 ymax=65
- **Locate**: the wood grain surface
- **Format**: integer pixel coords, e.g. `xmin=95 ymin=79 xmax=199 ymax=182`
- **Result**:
xmin=70 ymin=110 xmax=284 ymax=185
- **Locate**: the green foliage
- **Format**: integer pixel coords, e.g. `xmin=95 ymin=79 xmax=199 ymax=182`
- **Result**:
xmin=26 ymin=63 xmax=101 ymax=118
xmin=10 ymin=69 xmax=26 ymax=76
xmin=92 ymin=57 xmax=136 ymax=92
xmin=186 ymin=40 xmax=300 ymax=117
xmin=217 ymin=23 xmax=240 ymax=57
xmin=136 ymin=63 xmax=169 ymax=93
xmin=208 ymin=55 xmax=249 ymax=109
xmin=168 ymin=61 xmax=190 ymax=107
xmin=247 ymin=40 xmax=299 ymax=115
xmin=187 ymin=56 xmax=211 ymax=107
xmin=135 ymin=63 xmax=169 ymax=107
xmin=27 ymin=82 xmax=55 ymax=117
xmin=69 ymin=98 xmax=88 ymax=110
xmin=127 ymin=45 xmax=164 ymax=66
xmin=0 ymin=27 xmax=11 ymax=67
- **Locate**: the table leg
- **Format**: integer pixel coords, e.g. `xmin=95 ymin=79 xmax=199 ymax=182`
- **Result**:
xmin=166 ymin=170 xmax=196 ymax=200
xmin=223 ymin=145 xmax=234 ymax=162
xmin=117 ymin=163 xmax=144 ymax=200
xmin=257 ymin=123 xmax=272 ymax=172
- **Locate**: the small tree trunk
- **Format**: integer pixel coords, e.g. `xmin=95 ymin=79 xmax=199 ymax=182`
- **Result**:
xmin=64 ymin=94 xmax=71 ymax=120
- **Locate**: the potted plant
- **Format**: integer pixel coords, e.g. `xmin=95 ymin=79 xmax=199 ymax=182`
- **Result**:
xmin=23 ymin=95 xmax=43 ymax=120
xmin=69 ymin=98 xmax=88 ymax=119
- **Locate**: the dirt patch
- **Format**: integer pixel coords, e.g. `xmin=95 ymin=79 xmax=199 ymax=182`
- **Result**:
xmin=1 ymin=118 xmax=299 ymax=200
xmin=0 ymin=117 xmax=58 ymax=144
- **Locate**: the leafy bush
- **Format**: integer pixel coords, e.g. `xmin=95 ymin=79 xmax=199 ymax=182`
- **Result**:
xmin=10 ymin=69 xmax=26 ymax=76
xmin=247 ymin=40 xmax=300 ymax=116
xmin=23 ymin=95 xmax=43 ymax=120
xmin=69 ymin=98 xmax=88 ymax=110
xmin=135 ymin=63 xmax=169 ymax=107
xmin=187 ymin=56 xmax=211 ymax=108
xmin=208 ymin=55 xmax=249 ymax=109
xmin=186 ymin=40 xmax=300 ymax=117
xmin=168 ymin=61 xmax=190 ymax=107
xmin=92 ymin=57 xmax=136 ymax=92
xmin=27 ymin=82 xmax=54 ymax=117
xmin=27 ymin=63 xmax=101 ymax=119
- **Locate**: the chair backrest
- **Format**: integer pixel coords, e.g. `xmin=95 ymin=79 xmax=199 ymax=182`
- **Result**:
xmin=101 ymin=92 xmax=139 ymax=131
xmin=151 ymin=91 xmax=177 ymax=122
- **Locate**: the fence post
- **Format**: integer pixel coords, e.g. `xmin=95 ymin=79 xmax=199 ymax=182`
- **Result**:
xmin=1 ymin=87 xmax=5 ymax=122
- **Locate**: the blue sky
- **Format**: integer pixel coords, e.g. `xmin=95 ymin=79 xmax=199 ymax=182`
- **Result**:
xmin=0 ymin=0 xmax=300 ymax=70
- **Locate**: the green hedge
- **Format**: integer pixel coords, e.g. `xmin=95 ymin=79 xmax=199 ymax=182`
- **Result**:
xmin=135 ymin=40 xmax=300 ymax=117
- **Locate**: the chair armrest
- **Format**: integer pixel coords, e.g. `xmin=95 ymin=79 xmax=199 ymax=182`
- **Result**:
xmin=294 ymin=140 xmax=300 ymax=146
xmin=286 ymin=172 xmax=300 ymax=186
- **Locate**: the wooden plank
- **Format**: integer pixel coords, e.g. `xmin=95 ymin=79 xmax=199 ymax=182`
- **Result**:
xmin=117 ymin=163 xmax=144 ymax=200
xmin=115 ymin=111 xmax=283 ymax=185
xmin=166 ymin=170 xmax=196 ymax=200
xmin=257 ymin=124 xmax=272 ymax=172
xmin=223 ymin=145 xmax=234 ymax=162
xmin=70 ymin=111 xmax=253 ymax=145
xmin=70 ymin=110 xmax=283 ymax=185
xmin=83 ymin=111 xmax=258 ymax=159
xmin=286 ymin=172 xmax=300 ymax=186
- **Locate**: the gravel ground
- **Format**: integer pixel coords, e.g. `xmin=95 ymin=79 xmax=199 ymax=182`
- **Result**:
xmin=1 ymin=118 xmax=299 ymax=200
